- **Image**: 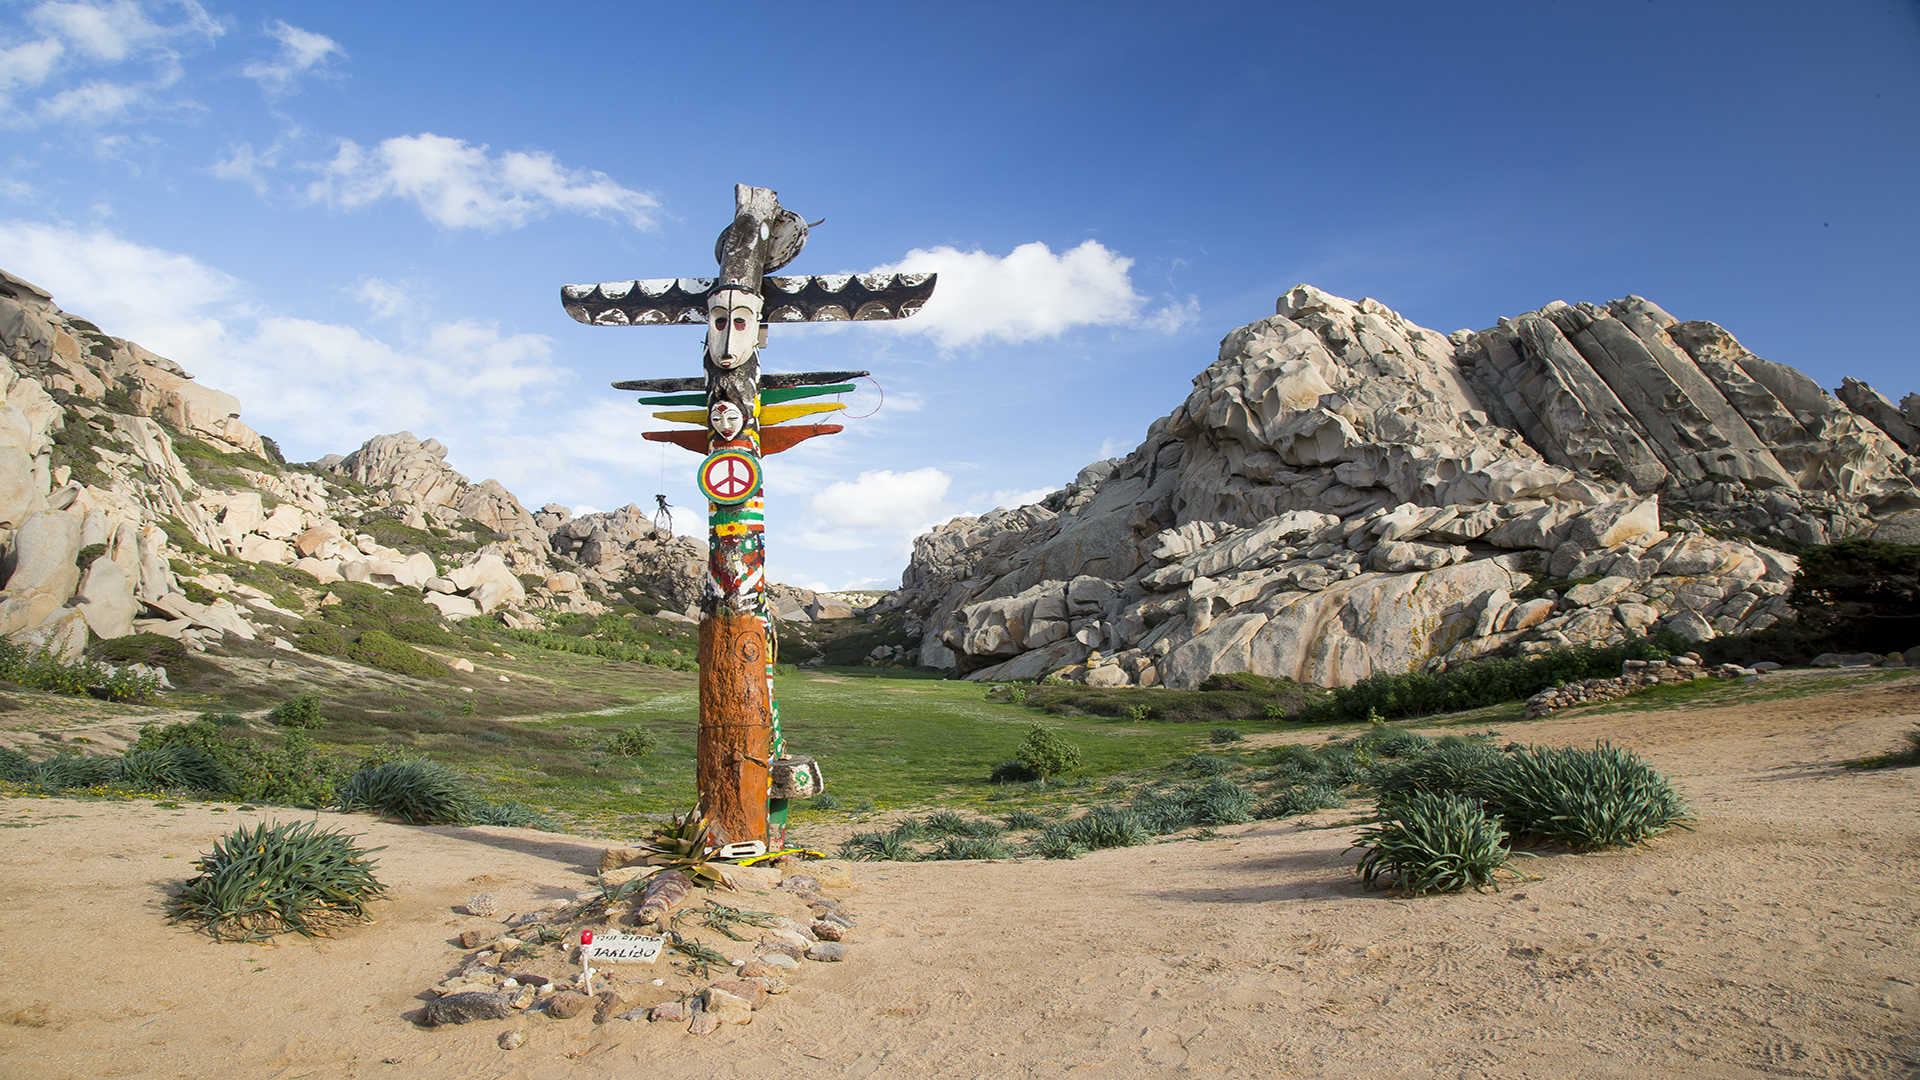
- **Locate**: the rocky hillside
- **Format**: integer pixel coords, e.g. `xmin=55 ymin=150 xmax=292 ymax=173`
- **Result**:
xmin=877 ymin=286 xmax=1920 ymax=689
xmin=0 ymin=267 xmax=862 ymax=668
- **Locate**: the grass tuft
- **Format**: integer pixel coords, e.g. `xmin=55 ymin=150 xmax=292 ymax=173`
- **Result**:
xmin=169 ymin=819 xmax=387 ymax=941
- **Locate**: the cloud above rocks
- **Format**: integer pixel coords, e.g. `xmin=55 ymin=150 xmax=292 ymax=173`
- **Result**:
xmin=304 ymin=133 xmax=660 ymax=231
xmin=868 ymin=239 xmax=1196 ymax=348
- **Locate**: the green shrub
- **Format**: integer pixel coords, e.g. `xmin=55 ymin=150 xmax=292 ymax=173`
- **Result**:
xmin=0 ymin=746 xmax=28 ymax=782
xmin=1015 ymin=723 xmax=1081 ymax=785
xmin=924 ymin=835 xmax=1010 ymax=860
xmin=267 ymin=695 xmax=324 ymax=729
xmin=1477 ymin=743 xmax=1690 ymax=848
xmin=1209 ymin=727 xmax=1243 ymax=744
xmin=1786 ymin=539 xmax=1920 ymax=655
xmin=1130 ymin=788 xmax=1197 ymax=834
xmin=1178 ymin=776 xmax=1255 ymax=825
xmin=1292 ymin=635 xmax=1683 ymax=725
xmin=335 ymin=759 xmax=478 ymax=824
xmin=608 ymin=728 xmax=658 ymax=758
xmin=1352 ymin=791 xmax=1518 ymax=895
xmin=345 ymin=630 xmax=445 ymax=679
xmin=839 ymin=830 xmax=918 ymax=862
xmin=1261 ymin=744 xmax=1331 ymax=784
xmin=237 ymin=731 xmax=345 ymax=807
xmin=810 ymin=792 xmax=842 ymax=811
xmin=920 ymin=810 xmax=1003 ymax=838
xmin=169 ymin=819 xmax=388 ymax=941
xmin=1845 ymin=726 xmax=1920 ymax=770
xmin=1058 ymin=805 xmax=1148 ymax=850
xmin=989 ymin=759 xmax=1039 ymax=784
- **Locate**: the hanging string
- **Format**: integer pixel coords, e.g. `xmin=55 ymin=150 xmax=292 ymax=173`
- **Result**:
xmin=840 ymin=373 xmax=885 ymax=419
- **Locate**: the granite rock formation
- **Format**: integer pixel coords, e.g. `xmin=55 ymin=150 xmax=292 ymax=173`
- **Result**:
xmin=877 ymin=286 xmax=1918 ymax=688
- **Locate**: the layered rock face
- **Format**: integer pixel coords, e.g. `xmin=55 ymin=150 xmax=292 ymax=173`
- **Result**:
xmin=880 ymin=286 xmax=1918 ymax=689
xmin=0 ymin=268 xmax=717 ymax=661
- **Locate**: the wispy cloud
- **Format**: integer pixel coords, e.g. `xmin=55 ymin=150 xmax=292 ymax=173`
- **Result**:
xmin=4 ymin=0 xmax=221 ymax=126
xmin=304 ymin=133 xmax=660 ymax=231
xmin=242 ymin=19 xmax=343 ymax=96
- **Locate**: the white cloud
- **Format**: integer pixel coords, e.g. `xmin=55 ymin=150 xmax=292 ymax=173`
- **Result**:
xmin=0 ymin=178 xmax=33 ymax=202
xmin=30 ymin=1 xmax=157 ymax=61
xmin=305 ymin=133 xmax=659 ymax=231
xmin=38 ymin=80 xmax=143 ymax=123
xmin=0 ymin=38 xmax=65 ymax=101
xmin=6 ymin=1 xmax=219 ymax=126
xmin=867 ymin=239 xmax=1195 ymax=348
xmin=242 ymin=19 xmax=343 ymax=95
xmin=982 ymin=486 xmax=1056 ymax=511
xmin=797 ymin=467 xmax=952 ymax=553
xmin=211 ymin=140 xmax=271 ymax=194
xmin=349 ymin=276 xmax=408 ymax=319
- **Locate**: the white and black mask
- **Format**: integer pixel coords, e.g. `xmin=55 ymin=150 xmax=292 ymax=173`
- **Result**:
xmin=709 ymin=400 xmax=746 ymax=441
xmin=705 ymin=287 xmax=762 ymax=370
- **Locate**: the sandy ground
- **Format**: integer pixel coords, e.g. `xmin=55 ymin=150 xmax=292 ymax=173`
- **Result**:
xmin=2 ymin=674 xmax=1916 ymax=1079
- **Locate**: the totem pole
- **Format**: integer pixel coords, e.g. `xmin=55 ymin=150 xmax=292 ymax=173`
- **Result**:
xmin=561 ymin=184 xmax=935 ymax=852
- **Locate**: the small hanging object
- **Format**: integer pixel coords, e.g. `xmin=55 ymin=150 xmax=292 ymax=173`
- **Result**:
xmin=652 ymin=493 xmax=673 ymax=533
xmin=768 ymin=755 xmax=825 ymax=799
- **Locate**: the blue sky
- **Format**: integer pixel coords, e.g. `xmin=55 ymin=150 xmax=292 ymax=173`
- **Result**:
xmin=3 ymin=1 xmax=1916 ymax=590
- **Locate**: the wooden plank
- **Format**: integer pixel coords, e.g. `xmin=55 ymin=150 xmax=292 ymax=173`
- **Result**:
xmin=641 ymin=430 xmax=711 ymax=453
xmin=697 ymin=613 xmax=770 ymax=847
xmin=760 ymin=401 xmax=846 ymax=425
xmin=760 ymin=424 xmax=843 ymax=454
xmin=762 ymin=383 xmax=855 ymax=405
xmin=650 ymin=409 xmax=710 ymax=425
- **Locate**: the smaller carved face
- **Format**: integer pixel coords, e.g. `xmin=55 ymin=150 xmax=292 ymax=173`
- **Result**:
xmin=708 ymin=400 xmax=745 ymax=441
xmin=705 ymin=288 xmax=762 ymax=369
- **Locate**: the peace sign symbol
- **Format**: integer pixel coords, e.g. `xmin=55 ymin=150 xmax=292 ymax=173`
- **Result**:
xmin=698 ymin=449 xmax=762 ymax=505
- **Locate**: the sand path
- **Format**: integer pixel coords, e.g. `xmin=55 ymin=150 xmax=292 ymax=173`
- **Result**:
xmin=1 ymin=675 xmax=1915 ymax=1078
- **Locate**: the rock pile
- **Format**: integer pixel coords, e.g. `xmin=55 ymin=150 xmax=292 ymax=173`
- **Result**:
xmin=425 ymin=857 xmax=857 ymax=1041
xmin=1521 ymin=655 xmax=1755 ymax=719
xmin=876 ymin=286 xmax=1918 ymax=689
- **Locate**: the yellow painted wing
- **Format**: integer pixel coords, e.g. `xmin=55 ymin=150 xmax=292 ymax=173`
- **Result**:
xmin=759 ymin=401 xmax=846 ymax=426
xmin=650 ymin=409 xmax=709 ymax=425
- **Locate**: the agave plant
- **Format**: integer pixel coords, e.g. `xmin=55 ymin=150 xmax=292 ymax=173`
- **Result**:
xmin=639 ymin=809 xmax=734 ymax=888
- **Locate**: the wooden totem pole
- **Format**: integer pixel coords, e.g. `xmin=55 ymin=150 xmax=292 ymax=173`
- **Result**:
xmin=561 ymin=184 xmax=935 ymax=850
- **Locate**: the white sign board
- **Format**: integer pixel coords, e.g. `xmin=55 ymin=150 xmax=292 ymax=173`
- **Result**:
xmin=585 ymin=932 xmax=666 ymax=964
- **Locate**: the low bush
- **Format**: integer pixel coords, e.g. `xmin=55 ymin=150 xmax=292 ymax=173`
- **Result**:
xmin=468 ymin=801 xmax=552 ymax=829
xmin=1292 ymin=635 xmax=1684 ymax=725
xmin=921 ymin=810 xmax=1003 ymax=838
xmin=1477 ymin=742 xmax=1690 ymax=848
xmin=608 ymin=728 xmax=658 ymax=759
xmin=810 ymin=792 xmax=842 ymax=811
xmin=335 ymin=759 xmax=478 ymax=825
xmin=116 ymin=743 xmax=232 ymax=793
xmin=1000 ymin=808 xmax=1047 ymax=831
xmin=988 ymin=759 xmax=1039 ymax=784
xmin=1026 ymin=825 xmax=1090 ymax=860
xmin=1015 ymin=723 xmax=1082 ymax=785
xmin=169 ymin=819 xmax=388 ymax=941
xmin=1369 ymin=738 xmax=1507 ymax=803
xmin=1178 ymin=753 xmax=1236 ymax=777
xmin=345 ymin=630 xmax=446 ymax=679
xmin=1209 ymin=727 xmax=1243 ymax=744
xmin=1352 ymin=790 xmax=1518 ymax=895
xmin=267 ymin=694 xmax=324 ymax=729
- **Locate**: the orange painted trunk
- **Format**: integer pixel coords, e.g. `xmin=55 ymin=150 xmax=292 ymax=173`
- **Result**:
xmin=696 ymin=612 xmax=770 ymax=846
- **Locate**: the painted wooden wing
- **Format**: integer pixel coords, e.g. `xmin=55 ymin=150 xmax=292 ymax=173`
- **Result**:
xmin=564 ymin=273 xmax=935 ymax=326
xmin=642 ymin=425 xmax=843 ymax=455
xmin=620 ymin=370 xmax=868 ymax=395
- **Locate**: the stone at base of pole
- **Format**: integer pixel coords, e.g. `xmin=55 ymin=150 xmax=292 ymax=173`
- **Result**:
xmin=697 ymin=612 xmax=771 ymax=846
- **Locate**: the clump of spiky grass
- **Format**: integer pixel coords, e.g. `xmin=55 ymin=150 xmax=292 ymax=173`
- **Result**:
xmin=1209 ymin=727 xmax=1243 ymax=744
xmin=925 ymin=835 xmax=1010 ymax=861
xmin=921 ymin=810 xmax=1004 ymax=839
xmin=1177 ymin=753 xmax=1236 ymax=777
xmin=468 ymin=801 xmax=551 ymax=829
xmin=117 ymin=743 xmax=232 ymax=794
xmin=1369 ymin=739 xmax=1507 ymax=802
xmin=170 ymin=820 xmax=387 ymax=941
xmin=16 ymin=753 xmax=119 ymax=791
xmin=1478 ymin=742 xmax=1690 ymax=848
xmin=1261 ymin=781 xmax=1347 ymax=819
xmin=1026 ymin=825 xmax=1090 ymax=860
xmin=335 ymin=759 xmax=478 ymax=824
xmin=1058 ymin=805 xmax=1149 ymax=850
xmin=1000 ymin=808 xmax=1047 ymax=831
xmin=839 ymin=830 xmax=919 ymax=862
xmin=1178 ymin=776 xmax=1255 ymax=825
xmin=1130 ymin=788 xmax=1197 ymax=834
xmin=1351 ymin=791 xmax=1518 ymax=896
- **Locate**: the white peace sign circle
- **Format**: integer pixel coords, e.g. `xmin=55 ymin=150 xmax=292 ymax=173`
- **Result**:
xmin=710 ymin=458 xmax=753 ymax=497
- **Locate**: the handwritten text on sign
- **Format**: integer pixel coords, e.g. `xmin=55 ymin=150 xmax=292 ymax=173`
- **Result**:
xmin=584 ymin=932 xmax=666 ymax=964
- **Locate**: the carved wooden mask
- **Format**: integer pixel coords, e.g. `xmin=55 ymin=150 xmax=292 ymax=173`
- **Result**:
xmin=708 ymin=400 xmax=746 ymax=440
xmin=705 ymin=287 xmax=762 ymax=370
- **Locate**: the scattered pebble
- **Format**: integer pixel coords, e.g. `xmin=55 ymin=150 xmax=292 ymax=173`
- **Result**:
xmin=701 ymin=987 xmax=755 ymax=1025
xmin=458 ymin=929 xmax=489 ymax=949
xmin=688 ymin=1010 xmax=721 ymax=1036
xmin=497 ymin=1031 xmax=524 ymax=1050
xmin=780 ymin=875 xmax=819 ymax=893
xmin=810 ymin=920 xmax=844 ymax=942
xmin=464 ymin=893 xmax=497 ymax=918
xmin=649 ymin=1000 xmax=691 ymax=1024
xmin=508 ymin=986 xmax=537 ymax=1010
xmin=805 ymin=942 xmax=848 ymax=963
xmin=545 ymin=991 xmax=591 ymax=1020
